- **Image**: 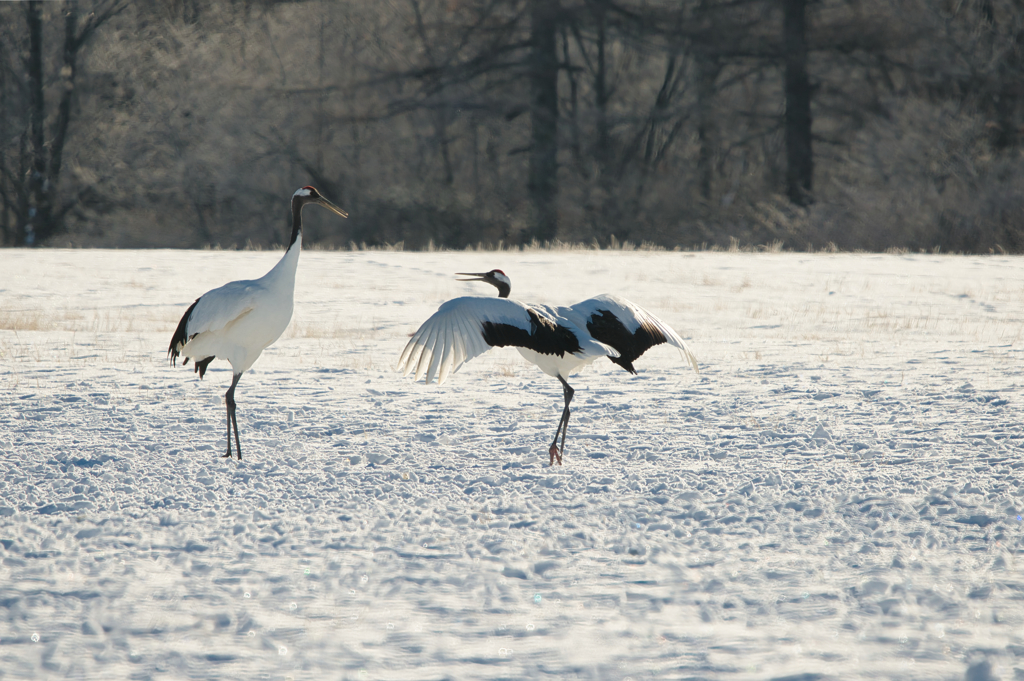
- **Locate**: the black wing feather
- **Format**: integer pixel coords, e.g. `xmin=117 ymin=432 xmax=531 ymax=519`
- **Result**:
xmin=194 ymin=356 xmax=214 ymax=378
xmin=168 ymin=297 xmax=200 ymax=366
xmin=481 ymin=308 xmax=583 ymax=357
xmin=586 ymin=309 xmax=667 ymax=373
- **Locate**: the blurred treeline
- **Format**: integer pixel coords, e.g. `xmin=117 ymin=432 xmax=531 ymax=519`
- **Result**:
xmin=1 ymin=0 xmax=1023 ymax=251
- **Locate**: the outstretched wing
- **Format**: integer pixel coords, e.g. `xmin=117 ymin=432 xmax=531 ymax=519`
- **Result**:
xmin=397 ymin=297 xmax=593 ymax=385
xmin=167 ymin=279 xmax=261 ymax=363
xmin=572 ymin=294 xmax=699 ymax=374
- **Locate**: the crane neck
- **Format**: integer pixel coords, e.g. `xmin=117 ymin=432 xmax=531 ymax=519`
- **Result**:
xmin=288 ymin=198 xmax=304 ymax=249
xmin=263 ymin=198 xmax=304 ymax=284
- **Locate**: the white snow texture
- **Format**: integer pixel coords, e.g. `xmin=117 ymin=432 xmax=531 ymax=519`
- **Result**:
xmin=1 ymin=249 xmax=1022 ymax=680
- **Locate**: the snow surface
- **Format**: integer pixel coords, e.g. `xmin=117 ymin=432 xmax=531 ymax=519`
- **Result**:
xmin=2 ymin=248 xmax=1024 ymax=680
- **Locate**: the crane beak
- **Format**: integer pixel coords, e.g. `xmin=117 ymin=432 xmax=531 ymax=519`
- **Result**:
xmin=455 ymin=272 xmax=489 ymax=282
xmin=316 ymin=196 xmax=348 ymax=219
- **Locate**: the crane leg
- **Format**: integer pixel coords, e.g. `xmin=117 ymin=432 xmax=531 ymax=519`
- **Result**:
xmin=548 ymin=376 xmax=574 ymax=466
xmin=222 ymin=372 xmax=243 ymax=460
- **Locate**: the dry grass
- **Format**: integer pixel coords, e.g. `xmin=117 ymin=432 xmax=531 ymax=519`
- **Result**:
xmin=285 ymin=320 xmax=382 ymax=340
xmin=0 ymin=307 xmax=159 ymax=334
xmin=186 ymin=235 xmax=952 ymax=255
xmin=0 ymin=309 xmax=54 ymax=331
xmin=299 ymin=235 xmax=806 ymax=253
xmin=495 ymin=362 xmax=517 ymax=378
xmin=732 ymin=276 xmax=752 ymax=292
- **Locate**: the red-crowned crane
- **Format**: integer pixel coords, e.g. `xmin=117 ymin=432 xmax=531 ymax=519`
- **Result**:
xmin=397 ymin=269 xmax=699 ymax=465
xmin=168 ymin=186 xmax=347 ymax=460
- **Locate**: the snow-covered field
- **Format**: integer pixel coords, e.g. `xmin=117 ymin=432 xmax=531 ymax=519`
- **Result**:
xmin=2 ymin=248 xmax=1023 ymax=680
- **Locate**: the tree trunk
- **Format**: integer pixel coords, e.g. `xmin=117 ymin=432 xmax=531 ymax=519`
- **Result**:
xmin=695 ymin=53 xmax=720 ymax=202
xmin=26 ymin=1 xmax=47 ymax=245
xmin=14 ymin=1 xmax=122 ymax=245
xmin=45 ymin=4 xmax=81 ymax=233
xmin=783 ymin=0 xmax=813 ymax=206
xmin=528 ymin=0 xmax=559 ymax=242
xmin=0 ymin=49 xmax=9 ymax=246
xmin=593 ymin=0 xmax=610 ymax=185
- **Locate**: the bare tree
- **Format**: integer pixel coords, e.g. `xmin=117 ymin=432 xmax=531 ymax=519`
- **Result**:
xmin=0 ymin=0 xmax=127 ymax=246
xmin=783 ymin=0 xmax=813 ymax=205
xmin=528 ymin=0 xmax=560 ymax=240
xmin=0 ymin=0 xmax=1020 ymax=253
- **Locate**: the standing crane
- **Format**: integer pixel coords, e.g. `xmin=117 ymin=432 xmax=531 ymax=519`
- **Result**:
xmin=397 ymin=270 xmax=699 ymax=465
xmin=168 ymin=186 xmax=347 ymax=460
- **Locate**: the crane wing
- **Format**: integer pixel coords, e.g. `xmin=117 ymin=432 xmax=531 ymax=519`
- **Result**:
xmin=168 ymin=280 xmax=261 ymax=360
xmin=398 ymin=297 xmax=595 ymax=385
xmin=572 ymin=294 xmax=699 ymax=374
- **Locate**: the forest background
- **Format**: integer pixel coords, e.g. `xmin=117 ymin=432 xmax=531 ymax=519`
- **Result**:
xmin=1 ymin=0 xmax=1022 ymax=252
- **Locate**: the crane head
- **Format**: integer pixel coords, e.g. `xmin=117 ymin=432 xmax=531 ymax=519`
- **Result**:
xmin=456 ymin=269 xmax=511 ymax=298
xmin=293 ymin=186 xmax=348 ymax=218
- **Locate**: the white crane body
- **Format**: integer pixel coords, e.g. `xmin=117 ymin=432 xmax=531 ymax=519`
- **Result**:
xmin=178 ymin=245 xmax=299 ymax=375
xmin=168 ymin=186 xmax=346 ymax=460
